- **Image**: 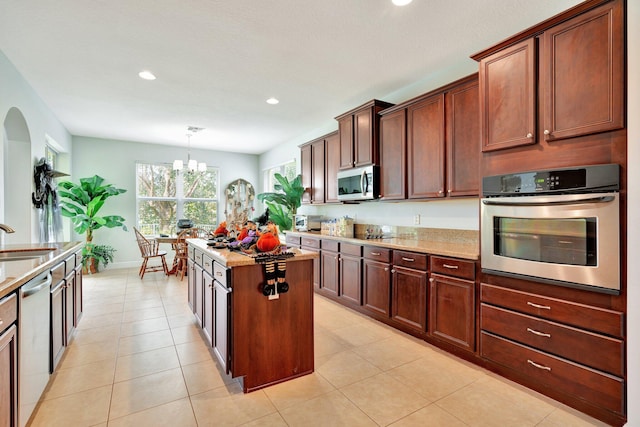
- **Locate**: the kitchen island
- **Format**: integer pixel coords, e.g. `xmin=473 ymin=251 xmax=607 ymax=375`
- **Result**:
xmin=186 ymin=238 xmax=317 ymax=392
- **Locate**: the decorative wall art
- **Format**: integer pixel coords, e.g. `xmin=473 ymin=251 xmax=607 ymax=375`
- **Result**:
xmin=224 ymin=178 xmax=255 ymax=231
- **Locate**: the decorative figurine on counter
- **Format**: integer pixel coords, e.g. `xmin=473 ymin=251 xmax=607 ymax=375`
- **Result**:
xmin=252 ymin=222 xmax=292 ymax=297
xmin=213 ymin=221 xmax=229 ymax=237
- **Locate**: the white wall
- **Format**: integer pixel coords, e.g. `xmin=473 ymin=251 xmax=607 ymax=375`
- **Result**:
xmin=0 ymin=51 xmax=72 ymax=243
xmin=71 ymin=136 xmax=259 ymax=268
xmin=625 ymin=1 xmax=639 ymax=425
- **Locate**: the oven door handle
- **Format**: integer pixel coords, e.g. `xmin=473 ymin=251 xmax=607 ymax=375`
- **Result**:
xmin=482 ymin=195 xmax=615 ymax=207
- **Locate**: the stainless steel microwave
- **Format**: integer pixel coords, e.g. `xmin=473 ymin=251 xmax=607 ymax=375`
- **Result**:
xmin=337 ymin=165 xmax=378 ymax=201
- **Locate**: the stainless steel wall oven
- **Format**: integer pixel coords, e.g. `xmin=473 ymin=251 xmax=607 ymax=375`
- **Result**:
xmin=481 ymin=164 xmax=620 ymax=294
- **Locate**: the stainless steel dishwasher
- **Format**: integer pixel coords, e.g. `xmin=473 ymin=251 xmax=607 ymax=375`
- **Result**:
xmin=19 ymin=271 xmax=52 ymax=427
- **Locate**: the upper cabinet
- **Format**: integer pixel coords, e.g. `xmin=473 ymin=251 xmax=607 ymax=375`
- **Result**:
xmin=299 ymin=131 xmax=339 ymax=205
xmin=336 ymin=100 xmax=394 ymax=170
xmin=379 ymin=74 xmax=480 ymax=200
xmin=474 ymin=0 xmax=624 ymax=152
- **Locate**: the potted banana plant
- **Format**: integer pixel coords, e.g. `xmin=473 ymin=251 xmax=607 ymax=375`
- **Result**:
xmin=257 ymin=173 xmax=304 ymax=231
xmin=58 ymin=175 xmax=127 ymax=273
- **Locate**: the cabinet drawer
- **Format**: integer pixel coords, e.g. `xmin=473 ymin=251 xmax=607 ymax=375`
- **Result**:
xmin=322 ymin=239 xmax=339 ymax=252
xmin=51 ymin=261 xmax=65 ymax=284
xmin=213 ymin=262 xmax=229 ymax=288
xmin=341 ymin=242 xmax=362 ymax=257
xmin=285 ymin=235 xmax=301 ymax=246
xmin=431 ymin=256 xmax=474 ymax=280
xmin=202 ymin=254 xmax=214 ymax=276
xmin=301 ymin=237 xmax=320 ymax=249
xmin=363 ymin=246 xmax=391 ymax=262
xmin=65 ymin=254 xmax=76 ymax=274
xmin=481 ymin=331 xmax=624 ymax=415
xmin=0 ymin=293 xmax=17 ymax=331
xmin=481 ymin=304 xmax=624 ymax=376
xmin=393 ymin=250 xmax=427 ymax=270
xmin=194 ymin=249 xmax=203 ymax=267
xmin=480 ymin=283 xmax=623 ymax=338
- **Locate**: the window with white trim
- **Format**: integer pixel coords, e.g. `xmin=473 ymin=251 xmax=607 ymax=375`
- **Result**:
xmin=136 ymin=163 xmax=219 ymax=235
xmin=263 ymin=159 xmax=297 ymax=192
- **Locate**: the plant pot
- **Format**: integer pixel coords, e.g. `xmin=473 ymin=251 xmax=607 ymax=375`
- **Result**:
xmin=82 ymin=257 xmax=99 ymax=274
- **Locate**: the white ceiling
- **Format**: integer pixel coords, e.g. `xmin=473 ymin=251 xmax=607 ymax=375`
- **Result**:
xmin=0 ymin=0 xmax=583 ymax=154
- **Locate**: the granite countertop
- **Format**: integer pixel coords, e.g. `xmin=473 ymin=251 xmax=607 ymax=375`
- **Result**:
xmin=0 ymin=241 xmax=84 ymax=299
xmin=287 ymin=230 xmax=479 ymax=260
xmin=188 ymin=238 xmax=319 ymax=267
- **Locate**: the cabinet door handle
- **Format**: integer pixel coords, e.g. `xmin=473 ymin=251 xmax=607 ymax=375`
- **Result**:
xmin=216 ymin=271 xmax=223 ymax=276
xmin=527 ymin=359 xmax=552 ymax=371
xmin=371 ymin=252 xmax=381 ymax=256
xmin=544 ymin=130 xmax=550 ymax=135
xmin=527 ymin=301 xmax=551 ymax=310
xmin=384 ymin=267 xmax=389 ymax=272
xmin=526 ymin=328 xmax=551 ymax=338
xmin=429 ymin=278 xmax=435 ymax=283
xmin=391 ymin=269 xmax=396 ymax=274
xmin=401 ymin=257 xmax=415 ymax=262
xmin=0 ymin=319 xmax=3 ymax=326
xmin=442 ymin=264 xmax=458 ymax=270
xmin=526 ymin=133 xmax=533 ymax=138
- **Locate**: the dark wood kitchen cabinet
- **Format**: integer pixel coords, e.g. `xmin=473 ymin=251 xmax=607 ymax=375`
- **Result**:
xmin=324 ymin=131 xmax=340 ymax=203
xmin=407 ymin=93 xmax=445 ymax=199
xmin=445 ymin=77 xmax=480 ymax=196
xmin=429 ymin=256 xmax=476 ymax=352
xmin=311 ymin=138 xmax=325 ymax=204
xmin=50 ymin=261 xmax=66 ymax=371
xmin=300 ymin=143 xmax=312 ymax=204
xmin=391 ymin=251 xmax=429 ymax=333
xmin=380 ymin=74 xmax=479 ymax=200
xmin=480 ymin=282 xmax=625 ymax=420
xmin=0 ymin=293 xmax=18 ymax=427
xmin=379 ymin=109 xmax=406 ymax=200
xmin=300 ymin=137 xmax=325 ymax=204
xmin=300 ymin=131 xmax=338 ymax=205
xmin=475 ymin=0 xmax=624 ymax=152
xmin=336 ymin=99 xmax=393 ymax=170
xmin=301 ymin=236 xmax=321 ymax=290
xmin=338 ymin=242 xmax=362 ymax=306
xmin=320 ymin=239 xmax=339 ymax=297
xmin=362 ymin=246 xmax=392 ymax=317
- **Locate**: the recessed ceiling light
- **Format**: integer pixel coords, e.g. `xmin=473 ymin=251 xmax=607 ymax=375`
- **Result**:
xmin=266 ymin=97 xmax=279 ymax=105
xmin=392 ymin=0 xmax=413 ymax=5
xmin=138 ymin=70 xmax=156 ymax=80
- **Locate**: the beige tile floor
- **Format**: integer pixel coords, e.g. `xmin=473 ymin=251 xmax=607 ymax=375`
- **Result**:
xmin=29 ymin=267 xmax=609 ymax=427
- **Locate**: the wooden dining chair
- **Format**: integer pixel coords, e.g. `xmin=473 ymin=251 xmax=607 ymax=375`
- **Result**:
xmin=134 ymin=227 xmax=169 ymax=278
xmin=174 ymin=228 xmax=211 ymax=280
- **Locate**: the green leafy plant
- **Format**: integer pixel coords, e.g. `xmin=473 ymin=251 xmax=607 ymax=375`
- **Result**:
xmin=58 ymin=175 xmax=127 ymax=272
xmin=257 ymin=174 xmax=304 ymax=231
xmin=83 ymin=244 xmax=116 ymax=270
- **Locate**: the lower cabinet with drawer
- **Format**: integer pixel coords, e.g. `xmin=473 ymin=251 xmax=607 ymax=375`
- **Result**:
xmin=429 ymin=256 xmax=476 ymax=352
xmin=339 ymin=242 xmax=362 ymax=306
xmin=480 ymin=282 xmax=625 ymax=420
xmin=392 ymin=250 xmax=429 ymax=334
xmin=300 ymin=236 xmax=320 ymax=290
xmin=362 ymin=246 xmax=392 ymax=317
xmin=0 ymin=293 xmax=18 ymax=427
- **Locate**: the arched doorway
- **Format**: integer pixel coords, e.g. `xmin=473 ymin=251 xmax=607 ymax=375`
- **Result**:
xmin=2 ymin=107 xmax=32 ymax=244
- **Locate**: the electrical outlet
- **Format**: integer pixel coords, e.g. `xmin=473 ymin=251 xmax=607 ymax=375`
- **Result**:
xmin=414 ymin=214 xmax=420 ymax=225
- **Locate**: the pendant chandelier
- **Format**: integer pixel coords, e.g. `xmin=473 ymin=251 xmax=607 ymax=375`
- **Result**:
xmin=173 ymin=126 xmax=206 ymax=172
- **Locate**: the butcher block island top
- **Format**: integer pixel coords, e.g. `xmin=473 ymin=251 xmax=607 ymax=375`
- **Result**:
xmin=187 ymin=238 xmax=317 ymax=392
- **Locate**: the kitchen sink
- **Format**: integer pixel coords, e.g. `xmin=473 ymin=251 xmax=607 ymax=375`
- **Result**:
xmin=0 ymin=247 xmax=56 ymax=261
